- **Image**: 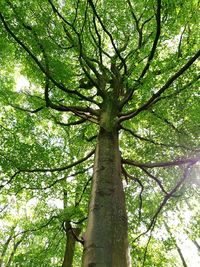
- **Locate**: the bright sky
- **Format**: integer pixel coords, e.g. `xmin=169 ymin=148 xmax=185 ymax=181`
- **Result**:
xmin=15 ymin=75 xmax=30 ymax=92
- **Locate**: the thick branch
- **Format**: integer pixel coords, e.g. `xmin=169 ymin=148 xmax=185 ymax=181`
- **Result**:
xmin=120 ymin=48 xmax=200 ymax=121
xmin=52 ymin=116 xmax=87 ymax=127
xmin=122 ymin=155 xmax=200 ymax=169
xmin=44 ymin=82 xmax=99 ymax=123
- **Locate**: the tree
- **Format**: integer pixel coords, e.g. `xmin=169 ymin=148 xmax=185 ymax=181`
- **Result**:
xmin=0 ymin=0 xmax=200 ymax=266
xmin=164 ymin=221 xmax=188 ymax=267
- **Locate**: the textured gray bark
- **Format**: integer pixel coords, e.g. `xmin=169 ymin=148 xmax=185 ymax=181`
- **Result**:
xmin=82 ymin=128 xmax=130 ymax=267
xmin=62 ymin=227 xmax=81 ymax=267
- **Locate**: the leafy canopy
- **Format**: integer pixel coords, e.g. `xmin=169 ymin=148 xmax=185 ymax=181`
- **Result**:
xmin=0 ymin=0 xmax=200 ymax=266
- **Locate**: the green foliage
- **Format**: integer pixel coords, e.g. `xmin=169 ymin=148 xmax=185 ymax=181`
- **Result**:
xmin=0 ymin=0 xmax=200 ymax=266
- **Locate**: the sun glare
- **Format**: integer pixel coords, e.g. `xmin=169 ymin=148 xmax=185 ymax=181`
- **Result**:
xmin=15 ymin=75 xmax=30 ymax=92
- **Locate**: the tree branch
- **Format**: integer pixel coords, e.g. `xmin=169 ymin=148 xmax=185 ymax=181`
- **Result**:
xmin=140 ymin=167 xmax=168 ymax=195
xmin=88 ymin=0 xmax=127 ymax=75
xmin=138 ymin=0 xmax=161 ymax=79
xmin=75 ymin=176 xmax=92 ymax=207
xmin=0 ymin=11 xmax=97 ymax=104
xmin=119 ymin=48 xmax=200 ymax=121
xmin=122 ymin=167 xmax=144 ymax=221
xmin=9 ymin=104 xmax=44 ymax=113
xmin=133 ymin=164 xmax=193 ymax=242
xmin=121 ymin=125 xmax=193 ymax=150
xmin=0 ymin=150 xmax=95 ymax=189
xmin=148 ymin=74 xmax=200 ymax=106
xmin=122 ymin=155 xmax=200 ymax=169
xmin=52 ymin=116 xmax=87 ymax=127
xmin=44 ymin=81 xmax=99 ymax=123
xmin=19 ymin=167 xmax=92 ymax=191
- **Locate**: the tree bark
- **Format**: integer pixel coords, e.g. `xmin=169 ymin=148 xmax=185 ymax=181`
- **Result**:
xmin=192 ymin=240 xmax=200 ymax=253
xmin=0 ymin=235 xmax=12 ymax=267
xmin=82 ymin=127 xmax=130 ymax=267
xmin=184 ymin=228 xmax=200 ymax=254
xmin=5 ymin=238 xmax=23 ymax=267
xmin=62 ymin=227 xmax=81 ymax=267
xmin=164 ymin=222 xmax=188 ymax=267
xmin=175 ymin=244 xmax=188 ymax=267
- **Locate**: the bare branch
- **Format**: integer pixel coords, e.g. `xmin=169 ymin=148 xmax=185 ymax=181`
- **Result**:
xmin=177 ymin=26 xmax=186 ymax=58
xmin=13 ymin=216 xmax=59 ymax=239
xmin=142 ymin=232 xmax=153 ymax=267
xmin=44 ymin=82 xmax=99 ymax=124
xmin=72 ymin=0 xmax=80 ymax=26
xmin=19 ymin=167 xmax=92 ymax=191
xmin=92 ymin=15 xmax=103 ymax=64
xmin=149 ymin=74 xmax=200 ymax=106
xmin=127 ymin=0 xmax=142 ymax=48
xmin=52 ymin=116 xmax=87 ymax=127
xmin=150 ymin=110 xmax=190 ymax=138
xmin=47 ymin=0 xmax=73 ymax=28
xmin=126 ymin=0 xmax=153 ymax=49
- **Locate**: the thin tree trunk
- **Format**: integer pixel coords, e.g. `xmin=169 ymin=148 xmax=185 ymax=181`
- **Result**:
xmin=5 ymin=238 xmax=23 ymax=267
xmin=164 ymin=222 xmax=188 ymax=267
xmin=82 ymin=127 xmax=130 ymax=267
xmin=0 ymin=235 xmax=12 ymax=267
xmin=184 ymin=229 xmax=200 ymax=254
xmin=62 ymin=227 xmax=81 ymax=267
xmin=192 ymin=240 xmax=200 ymax=253
xmin=175 ymin=244 xmax=188 ymax=267
xmin=61 ymin=189 xmax=82 ymax=267
xmin=0 ymin=226 xmax=16 ymax=267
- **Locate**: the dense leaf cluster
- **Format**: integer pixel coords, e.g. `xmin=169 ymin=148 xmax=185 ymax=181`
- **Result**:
xmin=0 ymin=0 xmax=200 ymax=266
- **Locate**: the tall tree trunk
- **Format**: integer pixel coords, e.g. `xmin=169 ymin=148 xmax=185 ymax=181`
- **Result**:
xmin=62 ymin=226 xmax=81 ymax=267
xmin=82 ymin=127 xmax=130 ymax=267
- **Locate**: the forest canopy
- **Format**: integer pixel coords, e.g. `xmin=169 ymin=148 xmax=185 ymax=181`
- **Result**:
xmin=0 ymin=0 xmax=200 ymax=266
